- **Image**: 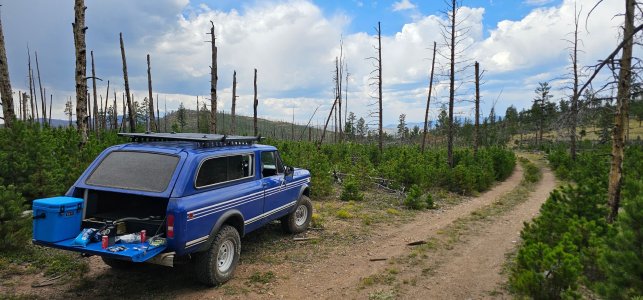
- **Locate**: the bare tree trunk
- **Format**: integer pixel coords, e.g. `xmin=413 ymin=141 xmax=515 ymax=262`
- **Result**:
xmin=253 ymin=68 xmax=258 ymax=136
xmin=196 ymin=95 xmax=200 ymax=132
xmin=607 ymin=0 xmax=634 ymax=223
xmin=87 ymin=91 xmax=91 ymax=131
xmin=48 ymin=94 xmax=52 ymax=126
xmin=73 ymin=0 xmax=88 ymax=143
xmin=119 ymin=33 xmax=135 ymax=132
xmin=147 ymin=54 xmax=156 ymax=132
xmin=119 ymin=93 xmax=125 ymax=132
xmin=209 ymin=21 xmax=218 ymax=134
xmin=156 ymin=94 xmax=160 ymax=133
xmin=32 ymin=68 xmax=39 ymax=124
xmin=102 ymin=80 xmax=109 ymax=130
xmin=0 ymin=9 xmax=15 ymax=127
xmin=570 ymin=6 xmax=580 ymax=161
xmin=319 ymin=96 xmax=338 ymax=149
xmin=35 ymin=52 xmax=47 ymax=124
xmin=113 ymin=91 xmax=117 ymax=130
xmin=338 ymin=42 xmax=343 ymax=142
xmin=422 ymin=41 xmax=437 ymax=153
xmin=377 ymin=22 xmax=383 ymax=153
xmin=231 ymin=70 xmax=237 ymax=135
xmin=447 ymin=0 xmax=456 ymax=168
xmin=90 ymin=50 xmax=99 ymax=133
xmin=474 ymin=61 xmax=480 ymax=156
xmin=22 ymin=92 xmax=26 ymax=121
xmin=27 ymin=51 xmax=35 ymax=121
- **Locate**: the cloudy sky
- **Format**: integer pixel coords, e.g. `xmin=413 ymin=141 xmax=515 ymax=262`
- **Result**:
xmin=0 ymin=0 xmax=630 ymax=127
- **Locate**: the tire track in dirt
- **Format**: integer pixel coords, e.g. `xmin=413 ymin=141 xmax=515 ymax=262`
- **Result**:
xmin=398 ymin=162 xmax=556 ymax=299
xmin=211 ymin=163 xmax=526 ymax=299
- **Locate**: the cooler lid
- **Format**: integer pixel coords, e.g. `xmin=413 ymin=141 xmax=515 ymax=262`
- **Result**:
xmin=33 ymin=196 xmax=83 ymax=210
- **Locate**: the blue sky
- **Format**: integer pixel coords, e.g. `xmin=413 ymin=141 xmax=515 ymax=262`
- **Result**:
xmin=0 ymin=0 xmax=628 ymax=128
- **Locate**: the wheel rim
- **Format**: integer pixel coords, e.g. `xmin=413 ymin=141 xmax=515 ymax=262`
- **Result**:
xmin=217 ymin=240 xmax=235 ymax=273
xmin=294 ymin=204 xmax=308 ymax=226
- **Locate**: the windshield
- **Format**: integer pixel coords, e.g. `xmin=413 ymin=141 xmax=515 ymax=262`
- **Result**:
xmin=85 ymin=151 xmax=180 ymax=193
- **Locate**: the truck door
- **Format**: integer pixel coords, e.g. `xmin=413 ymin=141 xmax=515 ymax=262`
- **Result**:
xmin=260 ymin=151 xmax=297 ymax=224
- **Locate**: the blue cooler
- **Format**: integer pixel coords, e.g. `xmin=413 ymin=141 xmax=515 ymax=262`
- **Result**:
xmin=33 ymin=197 xmax=84 ymax=242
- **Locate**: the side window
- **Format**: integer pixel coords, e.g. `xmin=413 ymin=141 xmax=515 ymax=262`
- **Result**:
xmin=261 ymin=151 xmax=284 ymax=177
xmin=195 ymin=154 xmax=253 ymax=188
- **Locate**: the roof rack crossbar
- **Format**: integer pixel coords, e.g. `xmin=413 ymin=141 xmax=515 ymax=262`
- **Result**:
xmin=118 ymin=132 xmax=263 ymax=148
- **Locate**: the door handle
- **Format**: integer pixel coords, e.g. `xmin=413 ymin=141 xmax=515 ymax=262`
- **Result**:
xmin=262 ymin=182 xmax=268 ymax=187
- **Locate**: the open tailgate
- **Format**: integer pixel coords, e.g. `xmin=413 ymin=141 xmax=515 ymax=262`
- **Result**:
xmin=33 ymin=239 xmax=167 ymax=262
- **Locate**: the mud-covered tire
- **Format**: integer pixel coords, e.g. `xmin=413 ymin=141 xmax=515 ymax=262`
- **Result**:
xmin=281 ymin=195 xmax=313 ymax=234
xmin=193 ymin=225 xmax=241 ymax=286
xmin=102 ymin=257 xmax=135 ymax=270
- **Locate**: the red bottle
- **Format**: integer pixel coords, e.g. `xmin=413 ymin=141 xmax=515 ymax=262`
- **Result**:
xmin=102 ymin=235 xmax=108 ymax=249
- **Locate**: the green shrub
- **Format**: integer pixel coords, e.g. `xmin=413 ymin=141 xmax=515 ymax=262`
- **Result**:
xmin=425 ymin=193 xmax=435 ymax=209
xmin=0 ymin=185 xmax=31 ymax=250
xmin=404 ymin=185 xmax=426 ymax=210
xmin=599 ymin=183 xmax=643 ymax=299
xmin=340 ymin=177 xmax=364 ymax=201
xmin=510 ymin=235 xmax=582 ymax=299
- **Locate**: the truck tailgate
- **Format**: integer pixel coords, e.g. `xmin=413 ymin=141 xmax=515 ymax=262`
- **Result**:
xmin=33 ymin=239 xmax=167 ymax=262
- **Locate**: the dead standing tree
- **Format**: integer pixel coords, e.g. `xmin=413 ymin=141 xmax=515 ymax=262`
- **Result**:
xmin=566 ymin=4 xmax=582 ymax=161
xmin=147 ymin=54 xmax=156 ymax=132
xmin=607 ymin=0 xmax=636 ymax=223
xmin=35 ymin=52 xmax=46 ymax=124
xmin=208 ymin=21 xmax=218 ymax=134
xmin=366 ymin=22 xmax=384 ymax=153
xmin=474 ymin=61 xmax=480 ymax=156
xmin=119 ymin=33 xmax=135 ymax=132
xmin=422 ymin=41 xmax=437 ymax=153
xmin=73 ymin=0 xmax=89 ymax=143
xmin=0 ymin=6 xmax=15 ymax=127
xmin=253 ymin=68 xmax=258 ymax=136
xmin=231 ymin=70 xmax=237 ymax=135
xmin=90 ymin=51 xmax=99 ymax=133
xmin=440 ymin=0 xmax=470 ymax=167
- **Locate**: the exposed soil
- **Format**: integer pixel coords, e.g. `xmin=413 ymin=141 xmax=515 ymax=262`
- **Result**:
xmin=2 ymin=160 xmax=558 ymax=299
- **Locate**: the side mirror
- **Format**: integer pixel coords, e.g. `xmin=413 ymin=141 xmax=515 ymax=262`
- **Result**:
xmin=284 ymin=166 xmax=294 ymax=177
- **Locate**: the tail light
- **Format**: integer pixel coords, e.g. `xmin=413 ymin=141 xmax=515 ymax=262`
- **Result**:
xmin=167 ymin=214 xmax=175 ymax=238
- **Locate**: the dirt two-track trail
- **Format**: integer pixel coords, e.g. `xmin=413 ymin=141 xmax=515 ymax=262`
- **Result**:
xmin=180 ymin=161 xmax=557 ymax=299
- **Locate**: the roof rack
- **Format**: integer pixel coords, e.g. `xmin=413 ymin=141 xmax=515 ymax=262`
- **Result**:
xmin=118 ymin=132 xmax=263 ymax=148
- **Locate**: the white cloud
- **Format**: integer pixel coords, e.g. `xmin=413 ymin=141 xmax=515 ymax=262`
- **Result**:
xmin=392 ymin=0 xmax=416 ymax=12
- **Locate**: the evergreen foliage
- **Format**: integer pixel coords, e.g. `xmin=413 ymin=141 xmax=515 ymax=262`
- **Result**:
xmin=0 ymin=185 xmax=30 ymax=250
xmin=511 ymin=145 xmax=643 ymax=298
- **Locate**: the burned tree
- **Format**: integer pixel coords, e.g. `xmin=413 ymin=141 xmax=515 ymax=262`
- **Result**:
xmin=90 ymin=51 xmax=98 ymax=132
xmin=119 ymin=33 xmax=135 ymax=132
xmin=474 ymin=61 xmax=480 ymax=156
xmin=566 ymin=4 xmax=582 ymax=161
xmin=438 ymin=0 xmax=474 ymax=167
xmin=208 ymin=21 xmax=218 ymax=134
xmin=422 ymin=41 xmax=437 ymax=153
xmin=231 ymin=70 xmax=237 ymax=135
xmin=253 ymin=68 xmax=258 ymax=136
xmin=35 ymin=52 xmax=46 ymax=124
xmin=147 ymin=54 xmax=156 ymax=132
xmin=366 ymin=22 xmax=384 ymax=153
xmin=607 ymin=0 xmax=636 ymax=223
xmin=73 ymin=0 xmax=89 ymax=142
xmin=0 ymin=6 xmax=15 ymax=127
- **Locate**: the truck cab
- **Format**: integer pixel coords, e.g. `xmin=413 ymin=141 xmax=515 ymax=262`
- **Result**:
xmin=32 ymin=133 xmax=312 ymax=286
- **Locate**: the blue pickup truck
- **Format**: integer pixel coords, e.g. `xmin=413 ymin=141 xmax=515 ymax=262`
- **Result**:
xmin=32 ymin=133 xmax=312 ymax=286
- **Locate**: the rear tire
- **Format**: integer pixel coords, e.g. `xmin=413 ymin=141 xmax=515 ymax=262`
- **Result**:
xmin=281 ymin=195 xmax=313 ymax=234
xmin=102 ymin=257 xmax=135 ymax=270
xmin=193 ymin=225 xmax=241 ymax=286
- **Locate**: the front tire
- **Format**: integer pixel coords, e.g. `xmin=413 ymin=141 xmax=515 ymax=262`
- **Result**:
xmin=281 ymin=195 xmax=313 ymax=234
xmin=193 ymin=225 xmax=241 ymax=286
